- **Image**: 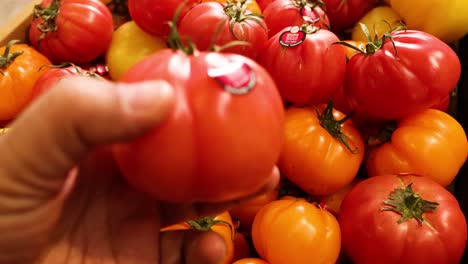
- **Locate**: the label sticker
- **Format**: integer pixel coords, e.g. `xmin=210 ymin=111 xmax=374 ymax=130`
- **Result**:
xmin=279 ymin=26 xmax=306 ymax=47
xmin=208 ymin=60 xmax=256 ymax=95
xmin=300 ymin=6 xmax=320 ymax=23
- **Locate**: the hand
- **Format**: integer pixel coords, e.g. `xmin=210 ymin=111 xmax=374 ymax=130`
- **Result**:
xmin=0 ymin=77 xmax=279 ymax=264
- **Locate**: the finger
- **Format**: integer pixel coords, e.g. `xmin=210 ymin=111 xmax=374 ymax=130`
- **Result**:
xmin=160 ymin=166 xmax=280 ymax=227
xmin=0 ymin=76 xmax=174 ymax=210
xmin=160 ymin=230 xmax=226 ymax=264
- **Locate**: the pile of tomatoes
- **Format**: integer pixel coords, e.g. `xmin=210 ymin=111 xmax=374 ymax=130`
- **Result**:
xmin=1 ymin=0 xmax=468 ymax=263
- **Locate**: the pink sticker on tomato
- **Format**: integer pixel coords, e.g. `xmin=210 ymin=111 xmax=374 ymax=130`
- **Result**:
xmin=208 ymin=60 xmax=256 ymax=95
xmin=279 ymin=26 xmax=306 ymax=47
xmin=300 ymin=6 xmax=320 ymax=23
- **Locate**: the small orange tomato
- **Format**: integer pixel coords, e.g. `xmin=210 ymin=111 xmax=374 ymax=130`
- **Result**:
xmin=199 ymin=0 xmax=262 ymax=14
xmin=317 ymin=177 xmax=363 ymax=215
xmin=232 ymin=232 xmax=252 ymax=261
xmin=252 ymin=198 xmax=341 ymax=264
xmin=160 ymin=211 xmax=235 ymax=264
xmin=278 ymin=101 xmax=365 ymax=196
xmin=233 ymin=258 xmax=269 ymax=264
xmin=366 ymin=109 xmax=468 ymax=187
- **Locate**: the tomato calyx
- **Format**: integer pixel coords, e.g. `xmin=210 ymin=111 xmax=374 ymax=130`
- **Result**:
xmin=0 ymin=40 xmax=24 ymax=73
xmin=317 ymin=100 xmax=358 ymax=154
xmin=367 ymin=122 xmax=397 ymax=147
xmin=167 ymin=3 xmax=197 ymax=55
xmin=381 ymin=182 xmax=439 ymax=225
xmin=223 ymin=0 xmax=266 ymax=39
xmin=33 ymin=0 xmax=61 ymax=43
xmin=187 ymin=216 xmax=234 ymax=239
xmin=39 ymin=62 xmax=102 ymax=79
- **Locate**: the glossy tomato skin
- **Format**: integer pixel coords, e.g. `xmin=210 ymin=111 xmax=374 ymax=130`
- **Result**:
xmin=233 ymin=258 xmax=269 ymax=264
xmin=178 ymin=2 xmax=268 ymax=60
xmin=128 ymin=0 xmax=199 ymax=37
xmin=199 ymin=0 xmax=262 ymax=14
xmin=339 ymin=174 xmax=467 ymax=264
xmin=322 ymin=0 xmax=377 ymax=33
xmin=259 ymin=28 xmax=346 ymax=105
xmin=29 ymin=0 xmax=114 ymax=64
xmin=278 ymin=105 xmax=364 ymax=195
xmin=113 ymin=50 xmax=285 ymax=203
xmin=0 ymin=43 xmax=51 ymax=121
xmin=345 ymin=30 xmax=461 ymax=121
xmin=366 ymin=109 xmax=468 ymax=187
xmin=252 ymin=198 xmax=341 ymax=264
xmin=263 ymin=0 xmax=329 ymax=38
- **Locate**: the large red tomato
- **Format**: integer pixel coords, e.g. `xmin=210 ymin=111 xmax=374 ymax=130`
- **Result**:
xmin=178 ymin=2 xmax=268 ymax=60
xmin=128 ymin=0 xmax=199 ymax=37
xmin=112 ymin=40 xmax=284 ymax=202
xmin=344 ymin=29 xmax=461 ymax=121
xmin=259 ymin=26 xmax=346 ymax=105
xmin=340 ymin=174 xmax=467 ymax=264
xmin=29 ymin=0 xmax=114 ymax=64
xmin=263 ymin=0 xmax=329 ymax=38
xmin=322 ymin=0 xmax=377 ymax=33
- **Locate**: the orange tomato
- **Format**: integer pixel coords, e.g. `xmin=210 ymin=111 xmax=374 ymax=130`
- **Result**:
xmin=233 ymin=258 xmax=269 ymax=264
xmin=252 ymin=198 xmax=341 ymax=264
xmin=0 ymin=40 xmax=51 ymax=121
xmin=230 ymin=181 xmax=279 ymax=230
xmin=278 ymin=102 xmax=365 ymax=196
xmin=232 ymin=232 xmax=252 ymax=261
xmin=317 ymin=177 xmax=363 ymax=215
xmin=341 ymin=40 xmax=366 ymax=60
xmin=199 ymin=0 xmax=262 ymax=14
xmin=366 ymin=109 xmax=468 ymax=187
xmin=160 ymin=211 xmax=235 ymax=264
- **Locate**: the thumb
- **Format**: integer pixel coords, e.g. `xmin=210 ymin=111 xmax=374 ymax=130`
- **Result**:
xmin=0 ymin=76 xmax=174 ymax=212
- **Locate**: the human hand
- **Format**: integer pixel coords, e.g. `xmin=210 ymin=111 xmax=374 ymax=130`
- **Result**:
xmin=0 ymin=77 xmax=279 ymax=264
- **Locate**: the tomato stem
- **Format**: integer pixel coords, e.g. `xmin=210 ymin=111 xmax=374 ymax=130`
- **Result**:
xmin=187 ymin=216 xmax=234 ymax=240
xmin=223 ymin=0 xmax=266 ymax=40
xmin=317 ymin=100 xmax=358 ymax=154
xmin=167 ymin=1 xmax=197 ymax=55
xmin=33 ymin=0 xmax=61 ymax=43
xmin=381 ymin=183 xmax=439 ymax=225
xmin=0 ymin=40 xmax=24 ymax=73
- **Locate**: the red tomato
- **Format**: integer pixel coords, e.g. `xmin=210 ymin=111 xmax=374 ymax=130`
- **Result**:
xmin=256 ymin=0 xmax=273 ymax=10
xmin=263 ymin=0 xmax=329 ymax=38
xmin=259 ymin=26 xmax=346 ymax=105
xmin=29 ymin=0 xmax=114 ymax=64
xmin=431 ymin=93 xmax=450 ymax=112
xmin=344 ymin=30 xmax=461 ymax=121
xmin=178 ymin=2 xmax=268 ymax=60
xmin=128 ymin=0 xmax=199 ymax=37
xmin=322 ymin=0 xmax=377 ymax=33
xmin=340 ymin=174 xmax=467 ymax=264
xmin=232 ymin=232 xmax=252 ymax=261
xmin=112 ymin=36 xmax=284 ymax=202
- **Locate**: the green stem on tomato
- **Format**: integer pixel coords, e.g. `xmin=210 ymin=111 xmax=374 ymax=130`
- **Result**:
xmin=187 ymin=216 xmax=234 ymax=240
xmin=33 ymin=0 xmax=61 ymax=43
xmin=0 ymin=40 xmax=24 ymax=74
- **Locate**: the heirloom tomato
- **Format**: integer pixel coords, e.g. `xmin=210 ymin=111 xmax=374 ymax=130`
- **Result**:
xmin=252 ymin=198 xmax=341 ymax=264
xmin=128 ymin=0 xmax=199 ymax=37
xmin=0 ymin=40 xmax=51 ymax=121
xmin=386 ymin=0 xmax=468 ymax=43
xmin=232 ymin=232 xmax=252 ymax=261
xmin=256 ymin=0 xmax=272 ymax=10
xmin=344 ymin=29 xmax=461 ymax=121
xmin=259 ymin=26 xmax=346 ymax=105
xmin=278 ymin=102 xmax=364 ymax=196
xmin=322 ymin=0 xmax=377 ymax=33
xmin=112 ymin=21 xmax=284 ymax=203
xmin=233 ymin=258 xmax=269 ymax=264
xmin=29 ymin=0 xmax=114 ymax=64
xmin=340 ymin=174 xmax=467 ymax=264
xmin=263 ymin=0 xmax=329 ymax=38
xmin=106 ymin=21 xmax=167 ymax=80
xmin=161 ymin=211 xmax=235 ymax=264
xmin=178 ymin=2 xmax=268 ymax=60
xmin=199 ymin=0 xmax=262 ymax=14
xmin=351 ymin=6 xmax=402 ymax=42
xmin=366 ymin=109 xmax=468 ymax=187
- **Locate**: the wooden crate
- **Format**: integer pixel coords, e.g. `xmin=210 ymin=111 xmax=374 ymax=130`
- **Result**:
xmin=0 ymin=0 xmax=41 ymax=46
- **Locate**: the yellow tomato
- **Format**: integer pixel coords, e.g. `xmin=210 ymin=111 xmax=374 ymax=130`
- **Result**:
xmin=105 ymin=21 xmax=167 ymax=80
xmin=387 ymin=0 xmax=468 ymax=43
xmin=199 ymin=0 xmax=262 ymax=14
xmin=351 ymin=6 xmax=403 ymax=43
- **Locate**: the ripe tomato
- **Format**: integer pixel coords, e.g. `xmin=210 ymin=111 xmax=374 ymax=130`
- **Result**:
xmin=178 ymin=2 xmax=268 ymax=60
xmin=259 ymin=26 xmax=346 ymax=105
xmin=256 ymin=0 xmax=273 ymax=10
xmin=199 ymin=0 xmax=262 ymax=14
xmin=29 ymin=0 xmax=114 ymax=64
xmin=340 ymin=174 xmax=467 ymax=264
xmin=317 ymin=177 xmax=363 ymax=215
xmin=112 ymin=28 xmax=285 ymax=203
xmin=386 ymin=0 xmax=468 ymax=43
xmin=233 ymin=258 xmax=269 ymax=264
xmin=0 ymin=40 xmax=51 ymax=121
xmin=431 ymin=94 xmax=450 ymax=112
xmin=252 ymin=198 xmax=341 ymax=264
xmin=351 ymin=6 xmax=402 ymax=42
xmin=128 ymin=0 xmax=199 ymax=37
xmin=278 ymin=102 xmax=365 ymax=196
xmin=366 ymin=109 xmax=468 ymax=187
xmin=344 ymin=29 xmax=461 ymax=121
xmin=106 ymin=21 xmax=167 ymax=80
xmin=322 ymin=0 xmax=377 ymax=33
xmin=232 ymin=232 xmax=252 ymax=262
xmin=161 ymin=211 xmax=235 ymax=264
xmin=263 ymin=0 xmax=329 ymax=38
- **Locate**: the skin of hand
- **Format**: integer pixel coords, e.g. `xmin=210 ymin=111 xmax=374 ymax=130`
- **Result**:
xmin=0 ymin=77 xmax=279 ymax=264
